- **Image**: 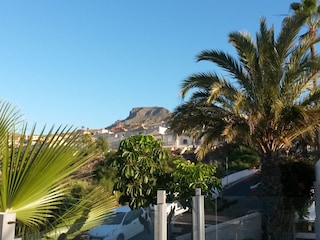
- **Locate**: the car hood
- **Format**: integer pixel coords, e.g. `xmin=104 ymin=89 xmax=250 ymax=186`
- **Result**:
xmin=88 ymin=224 xmax=120 ymax=237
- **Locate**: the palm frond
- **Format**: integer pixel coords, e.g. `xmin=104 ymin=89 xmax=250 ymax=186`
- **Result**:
xmin=196 ymin=50 xmax=247 ymax=83
xmin=180 ymin=72 xmax=221 ymax=98
xmin=277 ymin=12 xmax=307 ymax=58
xmin=0 ymin=100 xmax=22 ymax=153
xmin=0 ymin=124 xmax=97 ymax=227
xmin=43 ymin=186 xmax=117 ymax=239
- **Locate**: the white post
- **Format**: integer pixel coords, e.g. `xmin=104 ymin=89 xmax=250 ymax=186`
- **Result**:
xmin=154 ymin=190 xmax=167 ymax=240
xmin=193 ymin=188 xmax=205 ymax=240
xmin=315 ymin=160 xmax=320 ymax=240
xmin=0 ymin=212 xmax=16 ymax=240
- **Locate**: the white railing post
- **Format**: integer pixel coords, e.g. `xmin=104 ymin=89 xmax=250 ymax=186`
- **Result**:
xmin=0 ymin=212 xmax=16 ymax=240
xmin=193 ymin=188 xmax=205 ymax=240
xmin=155 ymin=190 xmax=167 ymax=240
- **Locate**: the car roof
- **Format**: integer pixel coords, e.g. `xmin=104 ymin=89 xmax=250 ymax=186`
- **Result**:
xmin=114 ymin=205 xmax=131 ymax=213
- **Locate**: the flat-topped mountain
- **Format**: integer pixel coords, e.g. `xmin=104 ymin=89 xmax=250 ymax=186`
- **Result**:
xmin=106 ymin=107 xmax=171 ymax=130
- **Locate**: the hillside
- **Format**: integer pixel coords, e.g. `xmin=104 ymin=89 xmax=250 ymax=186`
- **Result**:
xmin=106 ymin=107 xmax=171 ymax=129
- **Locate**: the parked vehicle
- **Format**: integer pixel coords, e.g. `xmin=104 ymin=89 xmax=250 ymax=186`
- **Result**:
xmin=149 ymin=201 xmax=189 ymax=217
xmin=87 ymin=206 xmax=151 ymax=240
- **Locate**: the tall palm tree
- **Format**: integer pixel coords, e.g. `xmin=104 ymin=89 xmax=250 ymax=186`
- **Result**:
xmin=169 ymin=13 xmax=320 ymax=240
xmin=0 ymin=100 xmax=117 ymax=239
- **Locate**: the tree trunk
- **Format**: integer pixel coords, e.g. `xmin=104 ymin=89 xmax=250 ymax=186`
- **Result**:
xmin=260 ymin=152 xmax=295 ymax=240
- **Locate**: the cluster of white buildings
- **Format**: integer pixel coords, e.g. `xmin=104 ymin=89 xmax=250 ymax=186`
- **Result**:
xmin=91 ymin=124 xmax=196 ymax=151
xmin=16 ymin=123 xmax=220 ymax=154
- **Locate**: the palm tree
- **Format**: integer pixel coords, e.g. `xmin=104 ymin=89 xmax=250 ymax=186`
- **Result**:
xmin=0 ymin=100 xmax=117 ymax=239
xmin=169 ymin=13 xmax=320 ymax=240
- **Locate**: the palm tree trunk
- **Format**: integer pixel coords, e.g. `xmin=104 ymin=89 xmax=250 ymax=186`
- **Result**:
xmin=260 ymin=152 xmax=295 ymax=240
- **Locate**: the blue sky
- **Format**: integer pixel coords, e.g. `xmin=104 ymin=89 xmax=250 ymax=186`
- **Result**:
xmin=0 ymin=1 xmax=297 ymax=132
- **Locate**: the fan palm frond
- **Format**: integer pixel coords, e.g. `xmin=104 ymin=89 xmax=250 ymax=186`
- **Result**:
xmin=43 ymin=186 xmax=117 ymax=239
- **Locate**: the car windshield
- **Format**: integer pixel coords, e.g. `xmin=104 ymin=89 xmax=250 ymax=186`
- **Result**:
xmin=103 ymin=212 xmax=126 ymax=225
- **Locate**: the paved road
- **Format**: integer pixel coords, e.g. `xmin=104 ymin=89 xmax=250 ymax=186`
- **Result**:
xmin=129 ymin=231 xmax=153 ymax=240
xmin=224 ymin=171 xmax=261 ymax=196
xmin=204 ymin=172 xmax=262 ymax=221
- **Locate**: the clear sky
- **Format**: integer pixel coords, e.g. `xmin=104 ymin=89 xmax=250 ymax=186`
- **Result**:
xmin=0 ymin=1 xmax=297 ymax=132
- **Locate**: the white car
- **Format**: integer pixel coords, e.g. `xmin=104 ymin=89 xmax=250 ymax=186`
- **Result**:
xmin=87 ymin=206 xmax=151 ymax=240
xmin=149 ymin=201 xmax=189 ymax=217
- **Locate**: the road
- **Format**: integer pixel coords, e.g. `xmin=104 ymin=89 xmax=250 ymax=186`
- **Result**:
xmin=224 ymin=171 xmax=260 ymax=196
xmin=215 ymin=172 xmax=262 ymax=218
xmin=129 ymin=231 xmax=153 ymax=240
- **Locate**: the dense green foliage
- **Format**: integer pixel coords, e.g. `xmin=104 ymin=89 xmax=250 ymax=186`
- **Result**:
xmin=227 ymin=146 xmax=260 ymax=171
xmin=280 ymin=160 xmax=314 ymax=212
xmin=109 ymin=134 xmax=221 ymax=210
xmin=111 ymin=134 xmax=172 ymax=209
xmin=95 ymin=135 xmax=109 ymax=156
xmin=170 ymin=159 xmax=220 ymax=208
xmin=92 ymin=150 xmax=118 ymax=194
xmin=200 ymin=144 xmax=260 ymax=175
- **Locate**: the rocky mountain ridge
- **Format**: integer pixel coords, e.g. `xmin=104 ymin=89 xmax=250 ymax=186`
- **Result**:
xmin=106 ymin=107 xmax=171 ymax=130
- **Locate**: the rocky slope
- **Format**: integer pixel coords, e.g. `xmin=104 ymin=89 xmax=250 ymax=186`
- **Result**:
xmin=106 ymin=107 xmax=171 ymax=129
